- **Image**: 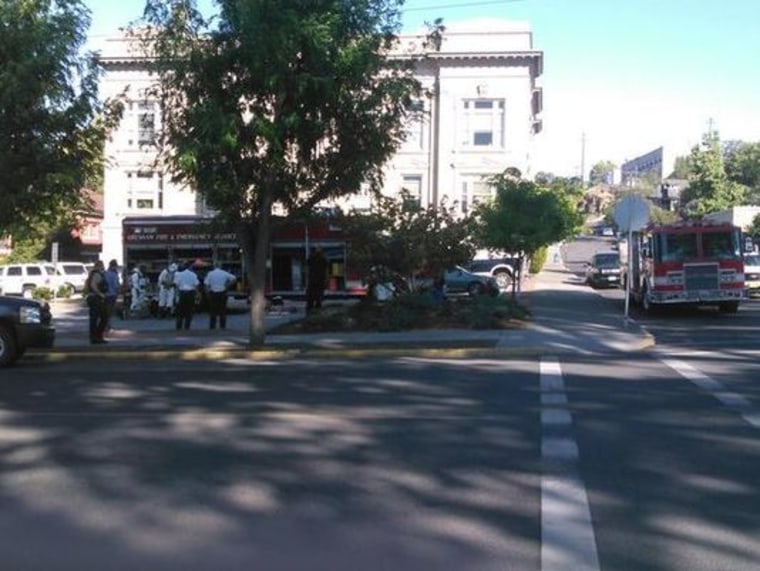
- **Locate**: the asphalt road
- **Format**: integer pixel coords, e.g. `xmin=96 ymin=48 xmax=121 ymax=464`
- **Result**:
xmin=2 ymin=349 xmax=760 ymax=570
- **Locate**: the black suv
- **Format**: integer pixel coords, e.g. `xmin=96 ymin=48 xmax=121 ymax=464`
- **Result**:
xmin=585 ymin=251 xmax=621 ymax=289
xmin=0 ymin=295 xmax=55 ymax=367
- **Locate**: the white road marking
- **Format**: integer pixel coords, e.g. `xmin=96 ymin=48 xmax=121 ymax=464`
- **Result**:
xmin=540 ymin=358 xmax=600 ymax=571
xmin=541 ymin=393 xmax=568 ymax=406
xmin=542 ymin=409 xmax=573 ymax=426
xmin=661 ymin=357 xmax=760 ymax=431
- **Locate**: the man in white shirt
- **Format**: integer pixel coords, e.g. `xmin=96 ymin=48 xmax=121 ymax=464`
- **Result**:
xmin=204 ymin=262 xmax=237 ymax=329
xmin=172 ymin=262 xmax=200 ymax=330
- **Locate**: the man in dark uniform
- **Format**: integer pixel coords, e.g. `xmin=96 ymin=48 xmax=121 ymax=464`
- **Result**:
xmin=306 ymin=246 xmax=328 ymax=313
xmin=85 ymin=260 xmax=109 ymax=344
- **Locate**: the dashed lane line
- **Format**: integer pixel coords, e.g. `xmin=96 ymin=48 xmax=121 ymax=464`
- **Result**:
xmin=540 ymin=358 xmax=601 ymax=571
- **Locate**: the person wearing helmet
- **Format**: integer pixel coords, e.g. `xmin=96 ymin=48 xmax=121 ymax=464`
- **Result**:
xmin=157 ymin=262 xmax=178 ymax=318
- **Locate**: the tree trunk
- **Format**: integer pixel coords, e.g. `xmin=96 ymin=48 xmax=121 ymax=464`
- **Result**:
xmin=511 ymin=253 xmax=525 ymax=300
xmin=243 ymin=195 xmax=273 ymax=348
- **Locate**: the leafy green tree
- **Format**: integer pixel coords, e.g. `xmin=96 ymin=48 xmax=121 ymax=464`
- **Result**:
xmin=679 ymin=131 xmax=746 ymax=218
xmin=474 ymin=170 xmax=584 ymax=298
xmin=724 ymin=141 xmax=760 ymax=202
xmin=671 ymin=155 xmax=693 ymax=179
xmin=2 ymin=220 xmax=56 ymax=263
xmin=589 ymin=160 xmax=616 ymax=185
xmin=139 ymin=0 xmax=437 ymax=346
xmin=534 ymin=171 xmax=555 ymax=185
xmin=749 ymin=213 xmax=760 ymax=240
xmin=340 ymin=191 xmax=476 ymax=294
xmin=0 ymin=0 xmax=119 ymax=238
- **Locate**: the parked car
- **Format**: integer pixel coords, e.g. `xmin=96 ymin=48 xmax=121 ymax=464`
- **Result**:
xmin=0 ymin=295 xmax=55 ymax=366
xmin=442 ymin=266 xmax=500 ymax=296
xmin=55 ymin=261 xmax=90 ymax=293
xmin=0 ymin=262 xmax=57 ymax=298
xmin=744 ymin=253 xmax=760 ymax=298
xmin=465 ymin=250 xmax=520 ymax=290
xmin=585 ymin=251 xmax=621 ymax=288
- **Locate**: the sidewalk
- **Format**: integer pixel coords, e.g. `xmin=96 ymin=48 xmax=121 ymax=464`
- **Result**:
xmin=38 ymin=249 xmax=653 ymax=360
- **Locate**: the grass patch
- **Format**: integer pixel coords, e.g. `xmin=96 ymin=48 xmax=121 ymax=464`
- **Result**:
xmin=270 ymin=292 xmax=531 ymax=334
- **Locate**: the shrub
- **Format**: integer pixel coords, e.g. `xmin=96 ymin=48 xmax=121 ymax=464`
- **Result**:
xmin=457 ymin=294 xmax=531 ymax=329
xmin=272 ymin=292 xmax=531 ymax=334
xmin=56 ymin=284 xmax=74 ymax=299
xmin=294 ymin=305 xmax=356 ymax=333
xmin=529 ymin=246 xmax=548 ymax=274
xmin=352 ymin=292 xmax=444 ymax=331
xmin=33 ymin=287 xmax=55 ymax=302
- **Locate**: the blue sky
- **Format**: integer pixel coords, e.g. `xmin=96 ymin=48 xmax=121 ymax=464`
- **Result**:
xmin=85 ymin=0 xmax=760 ymax=176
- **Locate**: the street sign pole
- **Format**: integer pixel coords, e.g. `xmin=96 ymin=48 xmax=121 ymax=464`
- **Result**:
xmin=614 ymin=195 xmax=650 ymax=321
xmin=625 ymin=228 xmax=633 ymax=319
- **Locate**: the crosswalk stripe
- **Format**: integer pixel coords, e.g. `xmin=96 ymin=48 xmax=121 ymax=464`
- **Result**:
xmin=540 ymin=358 xmax=600 ymax=571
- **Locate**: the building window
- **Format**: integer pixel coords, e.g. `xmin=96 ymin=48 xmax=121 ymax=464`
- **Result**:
xmin=402 ymin=101 xmax=425 ymax=151
xmin=473 ymin=131 xmax=493 ymax=146
xmin=460 ymin=176 xmax=494 ymax=214
xmin=136 ymin=199 xmax=154 ymax=209
xmin=400 ymin=175 xmax=423 ymax=206
xmin=471 ymin=180 xmax=494 ymax=204
xmin=461 ymin=99 xmax=505 ymax=148
xmin=137 ymin=101 xmax=155 ymax=146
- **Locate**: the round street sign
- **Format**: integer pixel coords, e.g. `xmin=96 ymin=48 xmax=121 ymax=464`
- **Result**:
xmin=614 ymin=195 xmax=650 ymax=232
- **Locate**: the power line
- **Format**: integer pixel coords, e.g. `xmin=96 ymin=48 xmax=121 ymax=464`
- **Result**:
xmin=403 ymin=0 xmax=530 ymax=13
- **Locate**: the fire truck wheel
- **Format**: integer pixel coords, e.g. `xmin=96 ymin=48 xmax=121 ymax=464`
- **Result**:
xmin=718 ymin=301 xmax=739 ymax=314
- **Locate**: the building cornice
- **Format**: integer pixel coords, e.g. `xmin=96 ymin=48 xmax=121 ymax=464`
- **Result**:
xmin=98 ymin=50 xmax=544 ymax=75
xmin=428 ymin=51 xmax=543 ymax=75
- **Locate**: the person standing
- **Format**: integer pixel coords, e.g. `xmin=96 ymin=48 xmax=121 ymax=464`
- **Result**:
xmin=173 ymin=261 xmax=200 ymax=330
xmin=85 ymin=260 xmax=109 ymax=344
xmin=157 ymin=262 xmax=178 ymax=318
xmin=306 ymin=246 xmax=328 ymax=313
xmin=129 ymin=265 xmax=146 ymax=312
xmin=104 ymin=259 xmax=121 ymax=332
xmin=204 ymin=263 xmax=237 ymax=329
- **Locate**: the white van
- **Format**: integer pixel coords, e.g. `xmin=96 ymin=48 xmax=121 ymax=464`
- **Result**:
xmin=0 ymin=262 xmax=57 ymax=298
xmin=55 ymin=262 xmax=90 ymax=293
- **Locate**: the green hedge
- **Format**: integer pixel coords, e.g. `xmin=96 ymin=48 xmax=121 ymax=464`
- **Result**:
xmin=529 ymin=246 xmax=548 ymax=274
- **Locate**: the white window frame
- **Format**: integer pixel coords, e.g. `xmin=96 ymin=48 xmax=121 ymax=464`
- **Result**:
xmin=460 ymin=99 xmax=505 ymax=149
xmin=402 ymin=100 xmax=426 ymax=151
xmin=126 ymin=170 xmax=159 ymax=213
xmin=400 ymin=174 xmax=423 ymax=206
xmin=460 ymin=175 xmax=495 ymax=214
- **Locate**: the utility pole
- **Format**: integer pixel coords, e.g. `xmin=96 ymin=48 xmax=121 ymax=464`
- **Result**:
xmin=580 ymin=131 xmax=587 ymax=184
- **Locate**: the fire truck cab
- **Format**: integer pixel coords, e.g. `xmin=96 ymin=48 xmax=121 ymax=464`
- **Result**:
xmin=620 ymin=221 xmax=746 ymax=314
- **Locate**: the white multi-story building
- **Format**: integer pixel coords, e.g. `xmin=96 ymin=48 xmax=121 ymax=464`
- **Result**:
xmin=620 ymin=146 xmax=679 ymax=187
xmin=97 ymin=19 xmax=544 ymax=263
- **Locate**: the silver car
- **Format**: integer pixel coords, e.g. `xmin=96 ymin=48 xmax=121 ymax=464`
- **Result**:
xmin=442 ymin=266 xmax=500 ymax=296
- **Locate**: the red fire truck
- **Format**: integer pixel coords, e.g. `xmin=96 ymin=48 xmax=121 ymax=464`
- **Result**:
xmin=620 ymin=221 xmax=746 ymax=313
xmin=122 ymin=215 xmax=367 ymax=299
